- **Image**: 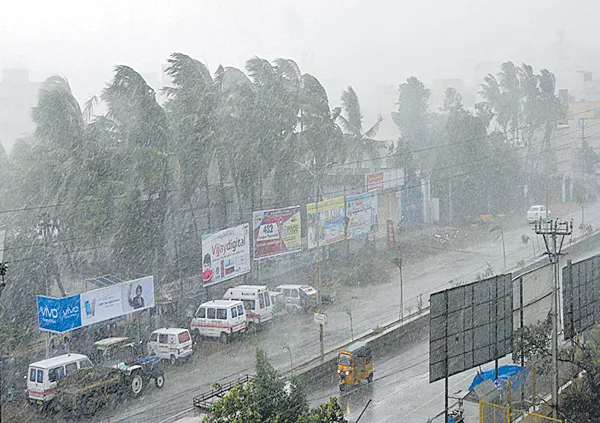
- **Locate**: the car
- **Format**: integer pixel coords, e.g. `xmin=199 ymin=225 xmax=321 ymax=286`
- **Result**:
xmin=274 ymin=285 xmax=320 ymax=313
xmin=26 ymin=353 xmax=93 ymax=410
xmin=527 ymin=205 xmax=551 ymax=223
xmin=91 ymin=337 xmax=165 ymax=396
xmin=148 ymin=328 xmax=194 ymax=365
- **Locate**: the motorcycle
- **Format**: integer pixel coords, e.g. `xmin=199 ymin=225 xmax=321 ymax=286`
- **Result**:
xmin=448 ymin=399 xmax=464 ymax=423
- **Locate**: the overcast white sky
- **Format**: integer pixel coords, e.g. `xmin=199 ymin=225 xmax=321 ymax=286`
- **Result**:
xmin=1 ymin=0 xmax=599 ymax=140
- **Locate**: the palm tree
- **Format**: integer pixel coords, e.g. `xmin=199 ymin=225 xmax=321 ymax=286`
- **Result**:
xmin=163 ymin=53 xmax=217 ymax=243
xmin=337 ymin=86 xmax=383 ymax=167
xmin=214 ymin=65 xmax=258 ymax=219
xmin=102 ymin=65 xmax=170 ymax=279
xmin=246 ymin=57 xmax=302 ymax=206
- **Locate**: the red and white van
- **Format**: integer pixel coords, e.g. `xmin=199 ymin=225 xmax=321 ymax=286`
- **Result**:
xmin=27 ymin=353 xmax=93 ymax=409
xmin=223 ymin=285 xmax=273 ymax=329
xmin=190 ymin=300 xmax=246 ymax=344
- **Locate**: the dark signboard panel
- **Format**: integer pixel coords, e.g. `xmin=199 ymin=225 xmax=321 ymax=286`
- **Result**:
xmin=563 ymin=255 xmax=600 ymax=340
xmin=429 ymin=274 xmax=513 ymax=383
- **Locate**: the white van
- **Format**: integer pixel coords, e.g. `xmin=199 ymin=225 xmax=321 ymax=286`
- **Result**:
xmin=27 ymin=353 xmax=93 ymax=409
xmin=148 ymin=328 xmax=194 ymax=365
xmin=223 ymin=285 xmax=273 ymax=329
xmin=274 ymin=284 xmax=320 ymax=312
xmin=190 ymin=300 xmax=246 ymax=343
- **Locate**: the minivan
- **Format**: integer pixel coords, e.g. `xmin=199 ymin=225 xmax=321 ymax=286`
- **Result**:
xmin=27 ymin=353 xmax=93 ymax=409
xmin=190 ymin=300 xmax=246 ymax=343
xmin=223 ymin=285 xmax=273 ymax=329
xmin=148 ymin=328 xmax=194 ymax=365
xmin=274 ymin=284 xmax=320 ymax=312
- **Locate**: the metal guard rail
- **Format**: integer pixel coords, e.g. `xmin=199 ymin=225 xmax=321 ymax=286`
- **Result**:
xmin=193 ymin=374 xmax=255 ymax=411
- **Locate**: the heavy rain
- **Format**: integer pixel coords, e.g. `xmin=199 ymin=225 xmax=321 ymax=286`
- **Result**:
xmin=1 ymin=1 xmax=600 ymax=423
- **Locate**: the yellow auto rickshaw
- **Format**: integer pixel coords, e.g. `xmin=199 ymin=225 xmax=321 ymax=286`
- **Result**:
xmin=337 ymin=342 xmax=373 ymax=391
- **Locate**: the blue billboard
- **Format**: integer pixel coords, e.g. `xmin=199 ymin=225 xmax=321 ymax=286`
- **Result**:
xmin=37 ymin=295 xmax=82 ymax=333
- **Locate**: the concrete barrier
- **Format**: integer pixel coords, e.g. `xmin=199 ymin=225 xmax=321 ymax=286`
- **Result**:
xmin=292 ymin=308 xmax=430 ymax=387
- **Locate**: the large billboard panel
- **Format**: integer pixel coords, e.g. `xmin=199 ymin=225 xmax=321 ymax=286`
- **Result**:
xmin=79 ymin=276 xmax=155 ymax=327
xmin=307 ymin=197 xmax=345 ymax=249
xmin=563 ymin=254 xmax=600 ymax=340
xmin=37 ymin=295 xmax=82 ymax=333
xmin=253 ymin=207 xmax=301 ymax=260
xmin=513 ymin=264 xmax=553 ymax=331
xmin=429 ymin=274 xmax=513 ymax=383
xmin=346 ymin=192 xmax=378 ymax=239
xmin=202 ymin=223 xmax=250 ymax=286
xmin=38 ymin=276 xmax=155 ymax=333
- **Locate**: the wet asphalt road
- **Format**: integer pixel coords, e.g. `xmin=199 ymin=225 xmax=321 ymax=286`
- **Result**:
xmin=30 ymin=202 xmax=600 ymax=422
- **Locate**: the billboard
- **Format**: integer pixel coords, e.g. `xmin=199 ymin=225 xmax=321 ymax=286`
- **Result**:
xmin=513 ymin=264 xmax=553 ymax=331
xmin=38 ymin=276 xmax=155 ymax=333
xmin=79 ymin=276 xmax=155 ymax=327
xmin=37 ymin=295 xmax=82 ymax=333
xmin=563 ymin=254 xmax=600 ymax=340
xmin=366 ymin=172 xmax=384 ymax=191
xmin=253 ymin=206 xmax=301 ymax=260
xmin=346 ymin=192 xmax=378 ymax=239
xmin=202 ymin=223 xmax=250 ymax=286
xmin=307 ymin=197 xmax=345 ymax=249
xmin=366 ymin=169 xmax=404 ymax=191
xmin=429 ymin=274 xmax=513 ymax=383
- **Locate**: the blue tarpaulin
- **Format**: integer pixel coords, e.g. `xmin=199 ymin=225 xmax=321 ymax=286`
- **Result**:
xmin=469 ymin=365 xmax=529 ymax=392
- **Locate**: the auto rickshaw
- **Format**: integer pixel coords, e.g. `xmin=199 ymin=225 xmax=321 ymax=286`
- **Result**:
xmin=337 ymin=342 xmax=373 ymax=391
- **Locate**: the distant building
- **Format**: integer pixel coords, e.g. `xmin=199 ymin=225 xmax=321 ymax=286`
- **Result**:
xmin=0 ymin=69 xmax=41 ymax=151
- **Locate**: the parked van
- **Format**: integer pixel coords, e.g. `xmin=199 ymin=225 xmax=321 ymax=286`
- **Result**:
xmin=274 ymin=284 xmax=320 ymax=312
xmin=148 ymin=328 xmax=194 ymax=365
xmin=27 ymin=353 xmax=93 ymax=409
xmin=190 ymin=300 xmax=246 ymax=343
xmin=223 ymin=285 xmax=273 ymax=329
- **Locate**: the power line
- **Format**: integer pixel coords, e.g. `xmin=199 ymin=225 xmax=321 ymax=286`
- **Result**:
xmin=4 ymin=122 xmax=598 ymax=261
xmin=1 ymin=106 xmax=598 ymax=218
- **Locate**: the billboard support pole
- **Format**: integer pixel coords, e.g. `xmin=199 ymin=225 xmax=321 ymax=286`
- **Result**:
xmin=444 ymin=290 xmax=449 ymax=423
xmin=45 ymin=332 xmax=50 ymax=359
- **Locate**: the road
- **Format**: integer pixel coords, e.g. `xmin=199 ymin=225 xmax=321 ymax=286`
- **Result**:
xmin=33 ymin=201 xmax=600 ymax=422
xmin=305 ymin=239 xmax=600 ymax=423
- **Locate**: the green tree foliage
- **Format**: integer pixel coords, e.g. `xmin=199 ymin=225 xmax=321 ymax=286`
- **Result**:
xmin=392 ymin=77 xmax=431 ymax=172
xmin=205 ymin=350 xmax=346 ymax=423
xmin=514 ymin=323 xmax=600 ymax=422
xmin=102 ymin=66 xmax=170 ymax=279
xmin=338 ymin=86 xmax=382 ymax=166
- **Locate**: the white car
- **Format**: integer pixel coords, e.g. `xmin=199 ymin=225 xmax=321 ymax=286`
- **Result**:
xmin=527 ymin=205 xmax=551 ymax=223
xmin=148 ymin=328 xmax=194 ymax=365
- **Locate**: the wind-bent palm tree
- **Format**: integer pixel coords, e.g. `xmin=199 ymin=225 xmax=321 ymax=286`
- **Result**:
xmin=102 ymin=65 xmax=170 ymax=279
xmin=338 ymin=86 xmax=383 ymax=167
xmin=163 ymin=53 xmax=218 ymax=238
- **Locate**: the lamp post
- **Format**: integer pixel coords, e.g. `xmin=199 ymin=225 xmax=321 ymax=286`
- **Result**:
xmin=344 ymin=306 xmax=354 ymax=342
xmin=390 ymin=256 xmax=404 ymax=321
xmin=282 ymin=343 xmax=293 ymax=373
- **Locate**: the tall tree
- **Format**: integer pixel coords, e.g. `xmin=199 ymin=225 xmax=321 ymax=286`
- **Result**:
xmin=102 ymin=66 xmax=171 ymax=280
xmin=392 ymin=77 xmax=431 ymax=172
xmin=338 ymin=86 xmax=383 ymax=167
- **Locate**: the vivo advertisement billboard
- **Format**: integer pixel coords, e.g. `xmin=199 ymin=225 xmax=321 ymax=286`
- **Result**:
xmin=37 ymin=276 xmax=154 ymax=333
xmin=37 ymin=295 xmax=82 ymax=333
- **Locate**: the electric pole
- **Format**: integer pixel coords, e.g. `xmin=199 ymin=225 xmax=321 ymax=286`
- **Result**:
xmin=534 ymin=218 xmax=573 ymax=419
xmin=579 ymin=118 xmax=586 ymax=228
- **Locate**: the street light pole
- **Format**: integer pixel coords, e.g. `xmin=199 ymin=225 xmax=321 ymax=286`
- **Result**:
xmin=345 ymin=307 xmax=354 ymax=342
xmin=282 ymin=343 xmax=293 ymax=373
xmin=534 ymin=218 xmax=572 ymax=419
